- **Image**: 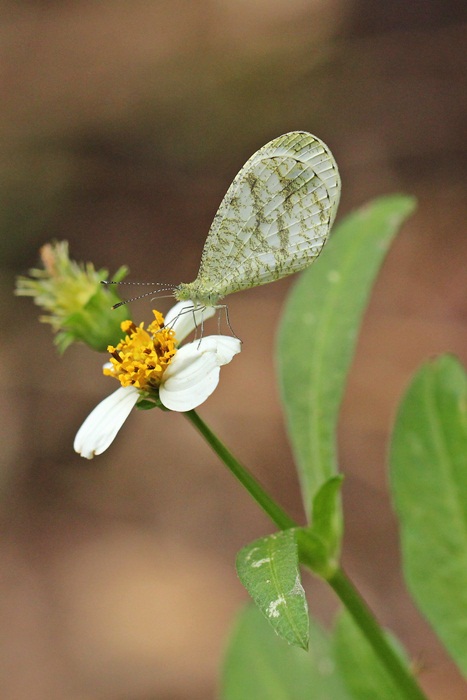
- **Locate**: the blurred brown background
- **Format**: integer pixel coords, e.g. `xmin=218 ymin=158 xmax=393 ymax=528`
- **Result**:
xmin=2 ymin=1 xmax=467 ymax=698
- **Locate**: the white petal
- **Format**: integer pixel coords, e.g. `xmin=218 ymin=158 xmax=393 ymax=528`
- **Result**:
xmin=202 ymin=335 xmax=242 ymax=365
xmin=74 ymin=386 xmax=139 ymax=459
xmin=164 ymin=301 xmax=216 ymax=342
xmin=159 ymin=335 xmax=241 ymax=412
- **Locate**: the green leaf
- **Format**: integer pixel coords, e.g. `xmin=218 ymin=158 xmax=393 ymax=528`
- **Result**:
xmin=390 ymin=354 xmax=467 ymax=677
xmin=221 ymin=604 xmax=351 ymax=700
xmin=310 ymin=475 xmax=344 ymax=567
xmin=277 ymin=195 xmax=416 ymax=519
xmin=236 ymin=530 xmax=309 ymax=649
xmin=297 ymin=476 xmax=344 ymax=578
xmin=333 ymin=610 xmax=409 ymax=700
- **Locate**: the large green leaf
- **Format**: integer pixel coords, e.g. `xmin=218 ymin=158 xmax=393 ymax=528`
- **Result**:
xmin=221 ymin=604 xmax=351 ymax=700
xmin=390 ymin=355 xmax=467 ymax=677
xmin=277 ymin=195 xmax=416 ymax=519
xmin=236 ymin=530 xmax=309 ymax=649
xmin=333 ymin=610 xmax=409 ymax=700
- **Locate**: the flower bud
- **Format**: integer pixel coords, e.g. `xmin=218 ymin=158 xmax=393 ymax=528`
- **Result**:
xmin=15 ymin=241 xmax=129 ymax=352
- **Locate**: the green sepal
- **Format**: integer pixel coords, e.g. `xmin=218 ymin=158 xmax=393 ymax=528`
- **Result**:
xmin=136 ymin=392 xmax=164 ymax=411
xmin=58 ymin=279 xmax=129 ymax=353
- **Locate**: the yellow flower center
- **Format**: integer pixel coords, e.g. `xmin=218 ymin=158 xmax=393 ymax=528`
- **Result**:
xmin=103 ymin=310 xmax=177 ymax=390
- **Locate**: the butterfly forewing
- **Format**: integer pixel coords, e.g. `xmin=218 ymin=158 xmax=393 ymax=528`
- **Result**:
xmin=194 ymin=131 xmax=340 ymax=299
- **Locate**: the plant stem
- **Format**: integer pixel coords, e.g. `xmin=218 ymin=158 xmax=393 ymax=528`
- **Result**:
xmin=328 ymin=568 xmax=428 ymax=700
xmin=184 ymin=409 xmax=428 ymax=700
xmin=184 ymin=409 xmax=296 ymax=530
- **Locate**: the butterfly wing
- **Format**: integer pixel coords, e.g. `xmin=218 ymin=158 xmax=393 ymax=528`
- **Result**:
xmin=194 ymin=131 xmax=340 ymax=299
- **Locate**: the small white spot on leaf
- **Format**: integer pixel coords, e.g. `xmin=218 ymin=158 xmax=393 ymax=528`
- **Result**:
xmin=267 ymin=595 xmax=286 ymax=618
xmin=243 ymin=547 xmax=260 ymax=562
xmin=251 ymin=557 xmax=272 ymax=568
xmin=290 ymin=574 xmax=305 ymax=596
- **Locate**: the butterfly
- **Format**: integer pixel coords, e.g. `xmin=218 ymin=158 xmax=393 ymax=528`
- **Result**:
xmin=174 ymin=131 xmax=340 ymax=308
xmin=108 ymin=132 xmax=340 ymax=311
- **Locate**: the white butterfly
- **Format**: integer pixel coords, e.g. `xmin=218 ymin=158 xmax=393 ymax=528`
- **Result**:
xmin=108 ymin=132 xmax=340 ymax=311
xmin=174 ymin=131 xmax=340 ymax=308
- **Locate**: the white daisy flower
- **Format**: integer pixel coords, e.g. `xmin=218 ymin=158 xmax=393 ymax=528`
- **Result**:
xmin=74 ymin=301 xmax=241 ymax=459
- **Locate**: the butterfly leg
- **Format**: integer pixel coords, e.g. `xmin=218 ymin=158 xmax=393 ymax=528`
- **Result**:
xmin=214 ymin=304 xmax=241 ymax=341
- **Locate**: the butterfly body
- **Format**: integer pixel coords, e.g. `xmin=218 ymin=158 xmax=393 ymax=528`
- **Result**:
xmin=174 ymin=281 xmax=222 ymax=307
xmin=174 ymin=131 xmax=340 ymax=308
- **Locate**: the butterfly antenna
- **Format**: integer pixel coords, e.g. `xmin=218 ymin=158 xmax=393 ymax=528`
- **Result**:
xmin=101 ymin=281 xmax=176 ymax=287
xmin=101 ymin=280 xmax=176 ymax=309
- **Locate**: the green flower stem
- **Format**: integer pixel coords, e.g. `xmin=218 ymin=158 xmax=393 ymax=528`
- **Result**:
xmin=185 ymin=409 xmax=428 ymax=700
xmin=184 ymin=410 xmax=296 ymax=530
xmin=328 ymin=568 xmax=428 ymax=700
